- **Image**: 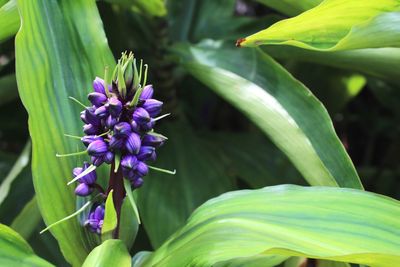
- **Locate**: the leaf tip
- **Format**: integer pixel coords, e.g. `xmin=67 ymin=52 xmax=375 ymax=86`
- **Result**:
xmin=235 ymin=38 xmax=246 ymax=47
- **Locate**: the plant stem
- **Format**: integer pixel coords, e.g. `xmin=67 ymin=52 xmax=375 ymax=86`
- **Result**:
xmin=107 ymin=162 xmax=126 ymax=238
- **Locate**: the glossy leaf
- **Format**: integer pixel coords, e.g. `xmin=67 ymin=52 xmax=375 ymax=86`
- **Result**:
xmin=15 ymin=0 xmax=114 ymax=265
xmin=119 ymin=196 xmax=139 ymax=250
xmin=11 ymin=197 xmax=41 ymax=240
xmin=0 ymin=0 xmax=19 ymax=42
xmin=255 ymin=0 xmax=321 ymax=16
xmin=137 ymin=122 xmax=235 ymax=248
xmin=82 ymin=239 xmax=131 ymax=267
xmin=0 ymin=141 xmax=30 ymax=205
xmin=0 ymin=223 xmax=53 ymax=266
xmin=174 ymin=41 xmax=362 ymax=189
xmin=101 ymin=190 xmax=117 ymax=240
xmin=264 ymin=46 xmax=400 ymax=85
xmin=141 ymin=185 xmax=400 ymax=267
xmin=239 ymin=0 xmax=400 ymax=51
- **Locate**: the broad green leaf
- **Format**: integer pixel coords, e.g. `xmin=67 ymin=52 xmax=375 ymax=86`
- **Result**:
xmin=137 ymin=122 xmax=235 ymax=248
xmin=255 ymin=0 xmax=321 ymax=16
xmin=11 ymin=197 xmax=41 ymax=240
xmin=0 ymin=141 xmax=30 ymax=205
xmin=0 ymin=74 xmax=18 ymax=106
xmin=239 ymin=0 xmax=400 ymax=51
xmin=15 ymin=0 xmax=114 ymax=265
xmin=119 ymin=197 xmax=139 ymax=250
xmin=101 ymin=190 xmax=117 ymax=240
xmin=0 ymin=0 xmax=19 ymax=42
xmin=0 ymin=223 xmax=53 ymax=266
xmin=142 ymin=185 xmax=400 ymax=267
xmin=213 ymin=255 xmax=288 ymax=267
xmin=173 ymin=41 xmax=362 ymax=189
xmin=131 ymin=251 xmax=152 ymax=267
xmin=82 ymin=239 xmax=131 ymax=267
xmin=264 ymin=46 xmax=400 ymax=85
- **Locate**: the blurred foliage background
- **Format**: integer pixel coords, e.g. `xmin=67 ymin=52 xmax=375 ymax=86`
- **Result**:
xmin=0 ymin=0 xmax=399 ymax=266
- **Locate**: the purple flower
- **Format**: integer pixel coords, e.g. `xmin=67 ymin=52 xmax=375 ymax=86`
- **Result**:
xmin=132 ymin=107 xmax=150 ymax=124
xmin=109 ymin=135 xmax=125 ymax=150
xmin=75 ymin=183 xmax=92 ymax=196
xmin=86 ymin=204 xmax=105 ymax=234
xmin=140 ymin=120 xmax=155 ymax=132
xmin=142 ymin=134 xmax=166 ymax=147
xmin=105 ymin=115 xmax=118 ymax=129
xmin=142 ymin=99 xmax=163 ymax=117
xmin=104 ymin=151 xmax=114 ymax=164
xmin=88 ymin=92 xmax=107 ymax=107
xmin=91 ymin=156 xmax=104 ymax=167
xmin=114 ymin=122 xmax=131 ymax=137
xmin=125 ymin=132 xmax=141 ymax=154
xmin=93 ymin=77 xmax=106 ymax=95
xmin=136 ymin=161 xmax=148 ymax=176
xmin=87 ymin=139 xmax=108 ymax=157
xmin=94 ymin=105 xmax=108 ymax=119
xmin=130 ymin=120 xmax=139 ymax=132
xmin=82 ymin=107 xmax=100 ymax=126
xmin=132 ymin=177 xmax=144 ymax=188
xmin=81 ymin=135 xmax=103 ymax=147
xmin=108 ymin=97 xmax=122 ymax=117
xmin=137 ymin=146 xmax=156 ymax=161
xmin=73 ymin=162 xmax=97 ymax=184
xmin=140 ymin=85 xmax=154 ymax=100
xmin=121 ymin=155 xmax=138 ymax=170
xmin=83 ymin=124 xmax=99 ymax=135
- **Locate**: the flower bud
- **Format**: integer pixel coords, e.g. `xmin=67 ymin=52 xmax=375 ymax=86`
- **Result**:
xmin=105 ymin=115 xmax=118 ymax=129
xmin=88 ymin=92 xmax=107 ymax=107
xmin=125 ymin=132 xmax=141 ymax=154
xmin=73 ymin=167 xmax=83 ymax=177
xmin=87 ymin=139 xmax=108 ymax=157
xmin=94 ymin=105 xmax=108 ymax=119
xmin=84 ymin=107 xmax=100 ymax=126
xmin=132 ymin=107 xmax=150 ymax=124
xmin=81 ymin=135 xmax=102 ymax=147
xmin=104 ymin=151 xmax=114 ymax=164
xmin=130 ymin=120 xmax=139 ymax=132
xmin=114 ymin=122 xmax=131 ymax=137
xmin=137 ymin=146 xmax=156 ymax=161
xmin=108 ymin=97 xmax=122 ymax=117
xmin=109 ymin=135 xmax=125 ymax=150
xmin=132 ymin=177 xmax=144 ymax=188
xmin=142 ymin=134 xmax=166 ymax=147
xmin=83 ymin=124 xmax=99 ymax=135
xmin=142 ymin=99 xmax=163 ymax=117
xmin=121 ymin=155 xmax=138 ymax=170
xmin=140 ymin=120 xmax=155 ymax=132
xmin=136 ymin=161 xmax=149 ymax=176
xmin=91 ymin=156 xmax=104 ymax=167
xmin=86 ymin=204 xmax=105 ymax=234
xmin=140 ymin=85 xmax=154 ymax=100
xmin=93 ymin=77 xmax=106 ymax=95
xmin=75 ymin=183 xmax=92 ymax=196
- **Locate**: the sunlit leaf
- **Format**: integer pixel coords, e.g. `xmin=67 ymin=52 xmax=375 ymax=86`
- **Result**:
xmin=0 ymin=223 xmax=53 ymax=266
xmin=82 ymin=239 xmax=131 ymax=267
xmin=141 ymin=185 xmax=400 ymax=267
xmin=255 ymin=0 xmax=321 ymax=16
xmin=239 ymin=0 xmax=400 ymax=51
xmin=0 ymin=0 xmax=19 ymax=42
xmin=15 ymin=0 xmax=114 ymax=265
xmin=173 ymin=41 xmax=362 ymax=189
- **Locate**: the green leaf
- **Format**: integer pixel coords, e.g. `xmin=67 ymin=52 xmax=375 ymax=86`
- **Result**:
xmin=239 ymin=0 xmax=400 ymax=51
xmin=105 ymin=0 xmax=167 ymax=17
xmin=0 ymin=0 xmax=19 ymax=42
xmin=142 ymin=185 xmax=400 ymax=267
xmin=0 ymin=141 xmax=30 ymax=205
xmin=173 ymin=41 xmax=361 ymax=189
xmin=0 ymin=74 xmax=18 ymax=106
xmin=0 ymin=223 xmax=53 ymax=266
xmin=263 ymin=46 xmax=400 ymax=85
xmin=123 ymin=178 xmax=140 ymax=224
xmin=11 ymin=196 xmax=41 ymax=240
xmin=82 ymin=239 xmax=131 ymax=267
xmin=119 ymin=197 xmax=139 ymax=250
xmin=137 ymin=122 xmax=235 ymax=248
xmin=15 ymin=0 xmax=114 ymax=265
xmin=255 ymin=0 xmax=321 ymax=16
xmin=101 ymin=190 xmax=117 ymax=240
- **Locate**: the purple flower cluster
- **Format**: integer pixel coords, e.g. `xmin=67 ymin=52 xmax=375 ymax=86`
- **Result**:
xmin=60 ymin=53 xmax=172 ymax=235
